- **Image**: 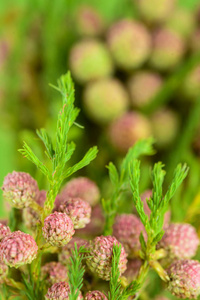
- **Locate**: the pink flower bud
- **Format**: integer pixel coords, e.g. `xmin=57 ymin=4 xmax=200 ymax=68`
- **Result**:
xmin=0 ymin=231 xmax=38 ymax=268
xmin=59 ymin=198 xmax=91 ymax=229
xmin=69 ymin=40 xmax=113 ymax=83
xmin=137 ymin=0 xmax=175 ymax=23
xmin=83 ymin=78 xmax=129 ymax=125
xmin=109 ymin=112 xmax=151 ymax=153
xmin=2 ymin=171 xmax=39 ymax=208
xmin=76 ymin=6 xmax=104 ymax=37
xmin=60 ymin=177 xmax=100 ymax=207
xmin=107 ymin=19 xmax=151 ymax=70
xmin=150 ymin=107 xmax=180 ymax=148
xmin=150 ymin=28 xmax=185 ymax=70
xmin=85 ymin=290 xmax=108 ymax=300
xmin=113 ymin=214 xmax=145 ymax=257
xmin=41 ymin=262 xmax=68 ymax=286
xmin=167 ymin=259 xmax=200 ymax=298
xmin=45 ymin=281 xmax=83 ymax=300
xmin=128 ymin=71 xmax=163 ymax=108
xmin=86 ymin=235 xmax=127 ymax=280
xmin=42 ymin=212 xmax=75 ymax=247
xmin=157 ymin=223 xmax=199 ymax=259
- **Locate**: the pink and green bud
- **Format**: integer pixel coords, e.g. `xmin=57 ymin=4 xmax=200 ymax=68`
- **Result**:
xmin=107 ymin=19 xmax=151 ymax=70
xmin=45 ymin=281 xmax=83 ymax=300
xmin=0 ymin=231 xmax=38 ymax=268
xmin=83 ymin=78 xmax=129 ymax=125
xmin=42 ymin=212 xmax=75 ymax=247
xmin=165 ymin=8 xmax=196 ymax=39
xmin=109 ymin=112 xmax=151 ymax=153
xmin=127 ymin=71 xmax=163 ymax=108
xmin=85 ymin=290 xmax=108 ymax=300
xmin=2 ymin=171 xmax=39 ymax=209
xmin=150 ymin=107 xmax=180 ymax=148
xmin=113 ymin=214 xmax=145 ymax=257
xmin=60 ymin=177 xmax=100 ymax=207
xmin=158 ymin=223 xmax=199 ymax=260
xmin=181 ymin=65 xmax=200 ymax=101
xmin=136 ymin=0 xmax=175 ymax=23
xmin=150 ymin=28 xmax=185 ymax=70
xmin=59 ymin=197 xmax=91 ymax=229
xmin=41 ymin=262 xmax=68 ymax=286
xmin=69 ymin=40 xmax=113 ymax=83
xmin=75 ymin=6 xmax=104 ymax=37
xmin=167 ymin=259 xmax=200 ymax=298
xmin=86 ymin=235 xmax=127 ymax=281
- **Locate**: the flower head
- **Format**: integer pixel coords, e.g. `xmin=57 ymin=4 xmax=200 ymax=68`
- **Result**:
xmin=86 ymin=235 xmax=127 ymax=280
xmin=0 ymin=231 xmax=38 ymax=268
xmin=83 ymin=78 xmax=129 ymax=125
xmin=41 ymin=262 xmax=68 ymax=286
xmin=128 ymin=71 xmax=163 ymax=108
xmin=2 ymin=171 xmax=39 ymax=208
xmin=60 ymin=177 xmax=100 ymax=207
xmin=85 ymin=290 xmax=108 ymax=300
xmin=157 ymin=223 xmax=199 ymax=260
xmin=59 ymin=197 xmax=91 ymax=229
xmin=42 ymin=212 xmax=75 ymax=247
xmin=45 ymin=281 xmax=83 ymax=300
xmin=69 ymin=40 xmax=113 ymax=83
xmin=150 ymin=28 xmax=185 ymax=70
xmin=113 ymin=214 xmax=145 ymax=257
xmin=167 ymin=259 xmax=200 ymax=298
xmin=107 ymin=19 xmax=151 ymax=70
xmin=109 ymin=112 xmax=151 ymax=153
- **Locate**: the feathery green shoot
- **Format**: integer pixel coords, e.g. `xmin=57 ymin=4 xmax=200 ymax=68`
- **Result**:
xmin=68 ymin=244 xmax=85 ymax=300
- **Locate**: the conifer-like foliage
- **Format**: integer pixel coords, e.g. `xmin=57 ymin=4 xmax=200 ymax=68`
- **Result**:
xmin=19 ymin=72 xmax=98 ymax=221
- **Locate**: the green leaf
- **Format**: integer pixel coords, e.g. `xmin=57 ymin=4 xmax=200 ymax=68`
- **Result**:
xmin=68 ymin=243 xmax=85 ymax=300
xmin=62 ymin=146 xmax=98 ymax=179
xmin=64 ymin=142 xmax=76 ymax=163
xmin=139 ymin=232 xmax=147 ymax=253
xmin=163 ymin=163 xmax=189 ymax=209
xmin=108 ymin=244 xmax=123 ymax=300
xmin=107 ymin=162 xmax=119 ymax=186
xmin=36 ymin=128 xmax=54 ymax=159
xmin=151 ymin=163 xmax=165 ymax=209
xmin=129 ymin=159 xmax=150 ymax=233
xmin=121 ymin=138 xmax=155 ymax=173
xmin=18 ymin=142 xmax=49 ymax=178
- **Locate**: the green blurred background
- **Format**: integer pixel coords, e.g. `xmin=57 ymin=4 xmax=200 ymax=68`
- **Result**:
xmin=1 ymin=0 xmax=200 ymax=228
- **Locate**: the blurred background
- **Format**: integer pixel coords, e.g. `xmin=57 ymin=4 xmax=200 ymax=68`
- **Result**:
xmin=1 ymin=0 xmax=200 ymax=231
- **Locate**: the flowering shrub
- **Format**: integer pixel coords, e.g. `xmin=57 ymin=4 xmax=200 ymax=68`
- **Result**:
xmin=0 ymin=73 xmax=199 ymax=300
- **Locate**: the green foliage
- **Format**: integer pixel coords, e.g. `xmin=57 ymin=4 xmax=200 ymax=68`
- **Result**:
xmin=129 ymin=159 xmax=189 ymax=249
xmin=19 ymin=72 xmax=98 ymax=216
xmin=102 ymin=138 xmax=154 ymax=236
xmin=108 ymin=244 xmax=123 ymax=300
xmin=68 ymin=244 xmax=85 ymax=300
